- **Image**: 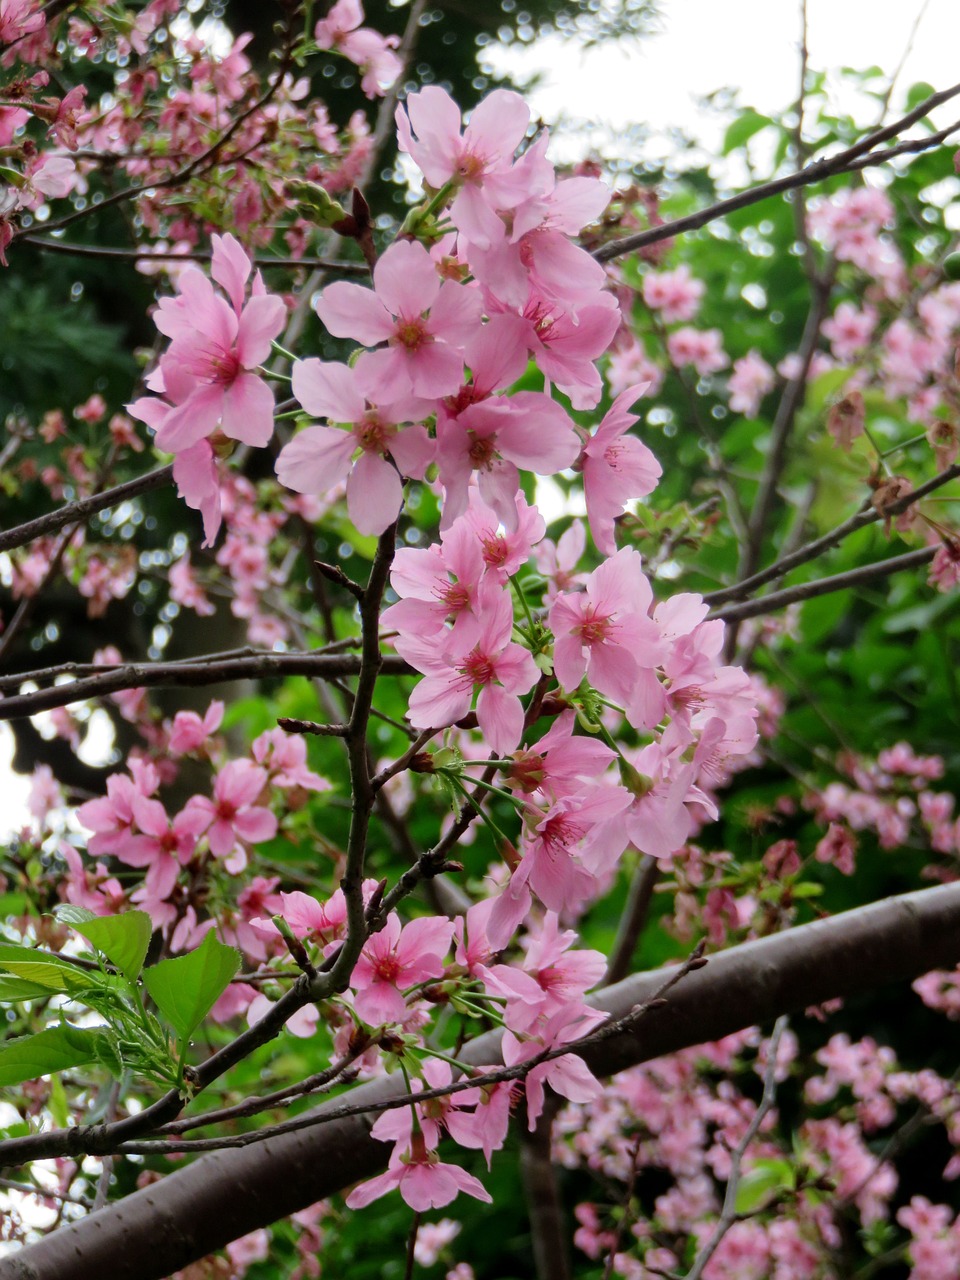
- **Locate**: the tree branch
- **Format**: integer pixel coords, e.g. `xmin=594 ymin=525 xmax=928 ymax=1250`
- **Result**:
xmin=704 ymin=463 xmax=960 ymax=606
xmin=0 ymin=652 xmax=412 ymax=720
xmin=0 ymin=465 xmax=174 ymax=553
xmin=7 ymin=882 xmax=960 ymax=1280
xmin=708 ymin=545 xmax=936 ymax=624
xmin=593 ymin=83 xmax=960 ymax=263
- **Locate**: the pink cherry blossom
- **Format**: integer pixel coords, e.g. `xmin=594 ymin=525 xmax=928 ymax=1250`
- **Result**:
xmin=396 ymin=85 xmax=544 ymax=248
xmin=275 ymin=357 xmax=433 ymax=535
xmin=550 ymin=548 xmax=664 ymax=703
xmin=397 ymin=585 xmax=540 ymax=753
xmin=316 ymin=239 xmax=482 ymax=400
xmin=346 ymin=1136 xmax=492 ymax=1211
xmin=147 ymin=233 xmax=285 ymax=453
xmin=727 ymin=349 xmax=775 ymax=417
xmin=351 ymin=913 xmax=455 ymax=1025
xmin=186 ymin=759 xmax=277 ymax=874
xmin=581 ymin=384 xmax=661 ymax=555
xmin=314 ymin=0 xmax=401 ymax=99
xmin=642 ymin=264 xmax=704 ymax=323
xmin=666 ymin=327 xmax=729 ymax=377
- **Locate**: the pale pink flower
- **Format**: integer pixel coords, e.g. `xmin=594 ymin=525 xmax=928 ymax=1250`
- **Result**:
xmin=413 ymin=1219 xmax=461 ymax=1267
xmin=642 ymin=264 xmax=704 ymax=323
xmin=929 ymin=541 xmax=960 ymax=592
xmin=396 ymin=85 xmax=544 ymax=248
xmin=168 ymin=555 xmax=215 ymax=616
xmin=0 ymin=0 xmax=44 ymax=44
xmin=251 ymin=729 xmax=330 ymax=793
xmin=346 ymin=1136 xmax=492 ymax=1211
xmin=148 ymin=233 xmax=285 ymax=452
xmin=314 ymin=0 xmax=401 ymax=98
xmin=549 ymin=548 xmax=664 ymax=703
xmin=666 ymin=326 xmax=728 ymax=377
xmin=508 ymin=786 xmax=631 ymax=914
xmin=167 ymin=701 xmax=224 ymax=756
xmin=275 ymin=357 xmax=433 ymax=535
xmin=727 ymin=349 xmax=775 ymax=417
xmin=316 ymin=239 xmax=482 ymax=400
xmin=398 ymin=585 xmax=540 ymax=753
xmin=502 ymin=1007 xmax=604 ymax=1129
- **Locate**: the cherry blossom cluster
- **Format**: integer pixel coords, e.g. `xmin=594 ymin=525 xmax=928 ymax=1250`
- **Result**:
xmin=559 ymin=1005 xmax=960 ymax=1280
xmin=0 ymin=1 xmax=392 ymax=263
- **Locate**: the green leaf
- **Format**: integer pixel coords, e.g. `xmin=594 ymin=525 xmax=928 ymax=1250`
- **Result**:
xmin=0 ymin=975 xmax=61 ymax=1002
xmin=0 ymin=961 xmax=89 ymax=994
xmin=722 ymin=110 xmax=775 ymax=155
xmin=54 ymin=905 xmax=98 ymax=926
xmin=142 ymin=931 xmax=240 ymax=1043
xmin=734 ymin=1158 xmax=796 ymax=1214
xmin=71 ymin=911 xmax=153 ymax=982
xmin=0 ymin=1023 xmax=103 ymax=1087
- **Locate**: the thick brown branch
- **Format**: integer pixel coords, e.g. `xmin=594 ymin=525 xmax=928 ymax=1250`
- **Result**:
xmin=6 ymin=883 xmax=960 ymax=1280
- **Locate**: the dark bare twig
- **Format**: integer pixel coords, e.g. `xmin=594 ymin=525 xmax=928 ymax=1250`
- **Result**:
xmin=0 ymin=652 xmax=412 ymax=721
xmin=0 ymin=465 xmax=174 ymax=553
xmin=704 ymin=463 xmax=960 ymax=606
xmin=521 ymin=1097 xmax=571 ymax=1280
xmin=603 ymin=856 xmax=660 ymax=987
xmin=709 ymin=545 xmax=937 ymax=624
xmin=593 ymin=88 xmax=960 ymax=264
xmin=683 ymin=1017 xmax=788 ymax=1280
xmin=18 ymin=238 xmax=369 ymax=274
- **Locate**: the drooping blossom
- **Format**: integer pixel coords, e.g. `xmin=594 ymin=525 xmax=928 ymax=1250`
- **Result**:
xmin=139 ymin=233 xmax=286 ymax=453
xmin=580 ymin=384 xmax=661 ymax=555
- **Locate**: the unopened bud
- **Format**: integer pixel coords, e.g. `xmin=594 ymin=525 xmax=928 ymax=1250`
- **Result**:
xmin=286 ymin=180 xmax=348 ymax=228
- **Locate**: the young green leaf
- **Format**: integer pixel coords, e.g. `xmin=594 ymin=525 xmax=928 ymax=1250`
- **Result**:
xmin=142 ymin=931 xmax=240 ymax=1044
xmin=0 ymin=1023 xmax=103 ymax=1088
xmin=733 ymin=1157 xmax=796 ymax=1214
xmin=70 ymin=911 xmax=153 ymax=982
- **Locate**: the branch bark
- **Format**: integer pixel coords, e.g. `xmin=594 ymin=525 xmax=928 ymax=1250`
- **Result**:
xmin=7 ymin=882 xmax=960 ymax=1280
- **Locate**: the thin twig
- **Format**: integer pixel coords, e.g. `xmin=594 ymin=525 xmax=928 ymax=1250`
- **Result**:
xmin=0 ymin=652 xmax=412 ymax=721
xmin=709 ymin=545 xmax=937 ymax=624
xmin=593 ymin=83 xmax=960 ymax=263
xmin=704 ymin=463 xmax=960 ymax=605
xmin=0 ymin=465 xmax=174 ymax=553
xmin=683 ymin=1017 xmax=788 ymax=1280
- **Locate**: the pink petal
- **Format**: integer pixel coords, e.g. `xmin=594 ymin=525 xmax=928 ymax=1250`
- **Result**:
xmin=154 ymin=384 xmax=225 ymax=452
xmin=210 ymin=232 xmax=251 ymax=315
xmin=275 ymin=425 xmax=356 ymax=494
xmin=236 ymin=294 xmax=286 ymax=368
xmin=346 ymin=452 xmax=403 ymax=535
xmin=220 ymin=373 xmax=276 ymax=447
xmin=316 ymin=281 xmax=395 ymax=345
xmin=291 ymin=359 xmax=364 ymax=421
xmin=373 ymin=240 xmax=440 ymax=318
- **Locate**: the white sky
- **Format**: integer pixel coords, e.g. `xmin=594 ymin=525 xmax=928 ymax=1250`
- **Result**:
xmin=3 ymin=0 xmax=957 ymax=834
xmin=484 ymin=0 xmax=959 ymax=163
